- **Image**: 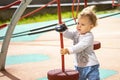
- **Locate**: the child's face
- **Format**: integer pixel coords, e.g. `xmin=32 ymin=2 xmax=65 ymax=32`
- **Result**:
xmin=76 ymin=16 xmax=93 ymax=34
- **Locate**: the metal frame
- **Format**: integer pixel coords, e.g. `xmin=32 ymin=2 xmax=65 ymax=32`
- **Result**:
xmin=112 ymin=0 xmax=120 ymax=6
xmin=0 ymin=0 xmax=32 ymax=70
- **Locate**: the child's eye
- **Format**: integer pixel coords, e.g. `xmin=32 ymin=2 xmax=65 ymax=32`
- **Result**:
xmin=77 ymin=22 xmax=85 ymax=26
xmin=81 ymin=24 xmax=85 ymax=26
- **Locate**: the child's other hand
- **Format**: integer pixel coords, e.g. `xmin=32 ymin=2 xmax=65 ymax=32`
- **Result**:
xmin=61 ymin=48 xmax=69 ymax=55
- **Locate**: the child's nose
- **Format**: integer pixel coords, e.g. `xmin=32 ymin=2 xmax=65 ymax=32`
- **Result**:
xmin=78 ymin=24 xmax=81 ymax=28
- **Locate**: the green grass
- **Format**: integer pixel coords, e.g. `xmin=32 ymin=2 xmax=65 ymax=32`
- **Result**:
xmin=96 ymin=9 xmax=119 ymax=15
xmin=0 ymin=12 xmax=72 ymax=25
xmin=18 ymin=12 xmax=72 ymax=25
xmin=0 ymin=8 xmax=119 ymax=25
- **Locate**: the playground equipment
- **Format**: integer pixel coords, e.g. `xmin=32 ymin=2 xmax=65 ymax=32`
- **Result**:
xmin=1 ymin=1 xmax=120 ymax=40
xmin=112 ymin=0 xmax=120 ymax=6
xmin=0 ymin=0 xmax=119 ymax=64
xmin=0 ymin=0 xmax=80 ymax=79
xmin=0 ymin=0 xmax=21 ymax=10
xmin=0 ymin=0 xmax=57 ymax=31
xmin=47 ymin=0 xmax=79 ymax=80
xmin=72 ymin=0 xmax=80 ymax=23
xmin=0 ymin=24 xmax=7 ymax=30
xmin=0 ymin=0 xmax=21 ymax=29
xmin=0 ymin=0 xmax=33 ymax=70
xmin=2 ymin=0 xmax=119 ymax=79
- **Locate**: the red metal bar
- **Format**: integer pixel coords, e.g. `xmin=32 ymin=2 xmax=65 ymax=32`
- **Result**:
xmin=84 ymin=0 xmax=87 ymax=7
xmin=72 ymin=0 xmax=76 ymax=21
xmin=114 ymin=4 xmax=120 ymax=6
xmin=0 ymin=0 xmax=57 ymax=30
xmin=112 ymin=0 xmax=120 ymax=6
xmin=0 ymin=24 xmax=7 ymax=30
xmin=72 ymin=0 xmax=80 ymax=23
xmin=20 ymin=0 xmax=57 ymax=20
xmin=0 ymin=0 xmax=21 ymax=10
xmin=57 ymin=0 xmax=65 ymax=72
xmin=112 ymin=0 xmax=115 ymax=6
xmin=76 ymin=0 xmax=80 ymax=18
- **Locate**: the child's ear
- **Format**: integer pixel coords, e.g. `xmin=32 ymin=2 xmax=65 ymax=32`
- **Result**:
xmin=90 ymin=24 xmax=94 ymax=28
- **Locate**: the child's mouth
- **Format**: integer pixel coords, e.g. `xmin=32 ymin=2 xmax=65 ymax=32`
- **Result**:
xmin=78 ymin=29 xmax=81 ymax=31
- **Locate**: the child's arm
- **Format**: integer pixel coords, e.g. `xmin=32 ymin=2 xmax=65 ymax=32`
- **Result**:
xmin=68 ymin=34 xmax=93 ymax=54
xmin=63 ymin=29 xmax=76 ymax=40
xmin=61 ymin=34 xmax=93 ymax=55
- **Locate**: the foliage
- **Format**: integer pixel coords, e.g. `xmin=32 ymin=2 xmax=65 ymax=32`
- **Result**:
xmin=0 ymin=9 xmax=119 ymax=25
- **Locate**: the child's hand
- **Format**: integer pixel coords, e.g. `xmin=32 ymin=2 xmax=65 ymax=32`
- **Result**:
xmin=61 ymin=48 xmax=69 ymax=55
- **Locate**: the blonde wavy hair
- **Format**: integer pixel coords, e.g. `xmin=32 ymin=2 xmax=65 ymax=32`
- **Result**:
xmin=78 ymin=6 xmax=97 ymax=27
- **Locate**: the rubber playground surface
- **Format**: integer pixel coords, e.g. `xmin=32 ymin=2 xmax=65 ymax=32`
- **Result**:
xmin=0 ymin=13 xmax=120 ymax=80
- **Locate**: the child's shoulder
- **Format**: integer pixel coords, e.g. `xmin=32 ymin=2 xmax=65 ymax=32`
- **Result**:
xmin=81 ymin=32 xmax=93 ymax=37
